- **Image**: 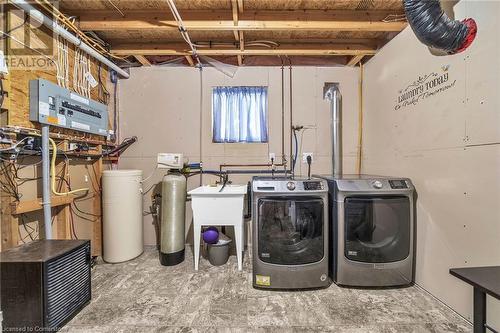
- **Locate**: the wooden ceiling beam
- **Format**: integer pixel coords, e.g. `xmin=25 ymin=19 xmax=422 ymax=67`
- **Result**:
xmin=347 ymin=55 xmax=364 ymax=66
xmin=237 ymin=0 xmax=244 ymax=14
xmin=231 ymin=0 xmax=243 ymax=66
xmin=111 ymin=43 xmax=377 ymax=56
xmin=185 ymin=55 xmax=195 ymax=66
xmin=76 ymin=11 xmax=406 ymax=32
xmin=72 ymin=9 xmax=404 ymax=23
xmin=134 ymin=55 xmax=151 ymax=66
xmin=107 ymin=38 xmax=384 ymax=48
xmin=81 ymin=19 xmax=405 ymax=32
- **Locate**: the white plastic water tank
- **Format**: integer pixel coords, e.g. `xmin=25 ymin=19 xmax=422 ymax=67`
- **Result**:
xmin=102 ymin=169 xmax=143 ymax=263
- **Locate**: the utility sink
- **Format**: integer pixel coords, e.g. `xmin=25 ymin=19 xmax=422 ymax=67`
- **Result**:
xmin=188 ymin=184 xmax=247 ymax=224
xmin=188 ymin=184 xmax=247 ymax=196
xmin=188 ymin=184 xmax=248 ymax=271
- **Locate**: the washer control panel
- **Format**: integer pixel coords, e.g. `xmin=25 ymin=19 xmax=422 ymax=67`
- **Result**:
xmin=252 ymin=177 xmax=327 ymax=193
xmin=303 ymin=181 xmax=323 ymax=191
xmin=389 ymin=179 xmax=408 ymax=189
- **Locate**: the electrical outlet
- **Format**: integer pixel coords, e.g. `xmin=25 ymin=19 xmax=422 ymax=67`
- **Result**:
xmin=302 ymin=152 xmax=314 ymax=163
xmin=69 ymin=143 xmax=78 ymax=151
xmin=269 ymin=153 xmax=276 ymax=161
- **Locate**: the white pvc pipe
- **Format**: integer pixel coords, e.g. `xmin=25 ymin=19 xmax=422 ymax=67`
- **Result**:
xmin=13 ymin=0 xmax=129 ymax=78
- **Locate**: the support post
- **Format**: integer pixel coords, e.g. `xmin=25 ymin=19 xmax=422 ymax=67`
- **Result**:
xmin=92 ymin=145 xmax=103 ymax=256
xmin=41 ymin=124 xmax=52 ymax=239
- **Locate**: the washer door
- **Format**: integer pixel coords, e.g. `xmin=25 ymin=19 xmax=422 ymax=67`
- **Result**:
xmin=344 ymin=196 xmax=410 ymax=263
xmin=258 ymin=197 xmax=324 ymax=265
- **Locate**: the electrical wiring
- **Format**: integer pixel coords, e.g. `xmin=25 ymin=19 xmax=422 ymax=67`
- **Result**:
xmin=56 ymin=16 xmax=70 ymax=89
xmin=84 ymin=164 xmax=100 ymax=193
xmin=107 ymin=0 xmax=125 ymax=17
xmin=32 ymin=0 xmax=129 ymax=62
xmin=98 ymin=64 xmax=110 ymax=105
xmin=110 ymin=70 xmax=118 ymax=140
xmin=0 ymin=78 xmax=4 ymax=109
xmin=166 ymin=0 xmax=202 ymax=67
xmin=0 ymin=136 xmax=34 ymax=151
xmin=1 ymin=148 xmax=98 ymax=242
xmin=49 ymin=138 xmax=89 ymax=196
xmin=142 ymin=166 xmax=159 ymax=183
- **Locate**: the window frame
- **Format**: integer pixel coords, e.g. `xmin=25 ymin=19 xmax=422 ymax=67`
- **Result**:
xmin=211 ymin=85 xmax=269 ymax=144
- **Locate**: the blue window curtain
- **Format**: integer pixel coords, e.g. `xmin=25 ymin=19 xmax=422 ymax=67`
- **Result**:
xmin=212 ymin=86 xmax=268 ymax=143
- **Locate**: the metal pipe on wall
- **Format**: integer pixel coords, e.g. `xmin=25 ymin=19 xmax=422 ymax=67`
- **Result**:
xmin=280 ymin=61 xmax=286 ymax=166
xmin=13 ymin=0 xmax=129 ymax=78
xmin=324 ymin=83 xmax=342 ymax=178
xmin=41 ymin=124 xmax=52 ymax=239
xmin=288 ymin=57 xmax=293 ymax=167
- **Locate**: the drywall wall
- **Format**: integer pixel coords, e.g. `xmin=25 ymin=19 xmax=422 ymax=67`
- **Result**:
xmin=362 ymin=1 xmax=499 ymax=328
xmin=118 ymin=66 xmax=360 ymax=246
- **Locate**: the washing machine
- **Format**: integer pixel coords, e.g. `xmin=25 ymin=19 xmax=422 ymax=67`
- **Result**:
xmin=251 ymin=176 xmax=330 ymax=289
xmin=318 ymin=175 xmax=415 ymax=287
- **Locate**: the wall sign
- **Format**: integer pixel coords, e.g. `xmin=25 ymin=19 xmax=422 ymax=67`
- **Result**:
xmin=394 ymin=65 xmax=456 ymax=110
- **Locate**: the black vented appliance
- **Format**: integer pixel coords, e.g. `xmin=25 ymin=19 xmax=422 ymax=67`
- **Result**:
xmin=1 ymin=240 xmax=91 ymax=331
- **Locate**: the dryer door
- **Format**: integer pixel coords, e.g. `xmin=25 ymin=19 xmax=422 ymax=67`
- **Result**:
xmin=344 ymin=196 xmax=410 ymax=263
xmin=257 ymin=197 xmax=324 ymax=265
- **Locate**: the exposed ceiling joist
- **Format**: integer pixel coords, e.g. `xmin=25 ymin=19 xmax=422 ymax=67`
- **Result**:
xmin=231 ymin=0 xmax=243 ymax=66
xmin=134 ymin=55 xmax=151 ymax=66
xmin=347 ymin=55 xmax=364 ymax=66
xmin=185 ymin=55 xmax=195 ymax=66
xmin=76 ymin=10 xmax=406 ymax=32
xmin=107 ymin=38 xmax=384 ymax=48
xmin=111 ymin=44 xmax=377 ymax=56
xmin=237 ymin=0 xmax=244 ymax=14
xmin=72 ymin=9 xmax=404 ymax=23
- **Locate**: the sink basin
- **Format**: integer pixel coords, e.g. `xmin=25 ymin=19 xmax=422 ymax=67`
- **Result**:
xmin=188 ymin=185 xmax=247 ymax=196
xmin=189 ymin=184 xmax=247 ymax=271
xmin=188 ymin=184 xmax=247 ymax=226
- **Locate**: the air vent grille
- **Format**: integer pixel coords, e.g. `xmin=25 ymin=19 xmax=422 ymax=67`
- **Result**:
xmin=45 ymin=244 xmax=91 ymax=329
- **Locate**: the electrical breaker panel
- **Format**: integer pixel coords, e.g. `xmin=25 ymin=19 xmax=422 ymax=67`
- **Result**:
xmin=29 ymin=79 xmax=109 ymax=136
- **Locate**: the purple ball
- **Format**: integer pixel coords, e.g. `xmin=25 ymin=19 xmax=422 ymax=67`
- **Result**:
xmin=202 ymin=227 xmax=219 ymax=244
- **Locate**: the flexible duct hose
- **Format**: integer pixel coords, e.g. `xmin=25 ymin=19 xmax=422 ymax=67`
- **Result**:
xmin=403 ymin=0 xmax=477 ymax=54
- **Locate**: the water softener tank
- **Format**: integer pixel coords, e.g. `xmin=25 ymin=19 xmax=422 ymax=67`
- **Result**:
xmin=160 ymin=172 xmax=187 ymax=265
xmin=102 ymin=170 xmax=143 ymax=263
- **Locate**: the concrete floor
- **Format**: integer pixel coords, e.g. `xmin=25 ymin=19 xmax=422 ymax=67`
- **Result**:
xmin=64 ymin=247 xmax=472 ymax=333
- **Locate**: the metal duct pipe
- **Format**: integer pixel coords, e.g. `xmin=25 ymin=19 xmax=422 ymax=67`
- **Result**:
xmin=41 ymin=125 xmax=52 ymax=239
xmin=403 ymin=0 xmax=477 ymax=54
xmin=12 ymin=0 xmax=129 ymax=78
xmin=324 ymin=83 xmax=342 ymax=178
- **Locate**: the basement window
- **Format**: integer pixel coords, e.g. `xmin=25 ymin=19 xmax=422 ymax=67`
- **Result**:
xmin=212 ymin=86 xmax=268 ymax=143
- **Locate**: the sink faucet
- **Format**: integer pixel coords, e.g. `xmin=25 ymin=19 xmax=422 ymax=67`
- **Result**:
xmin=219 ymin=173 xmax=231 ymax=192
xmin=271 ymin=157 xmax=276 ymax=179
